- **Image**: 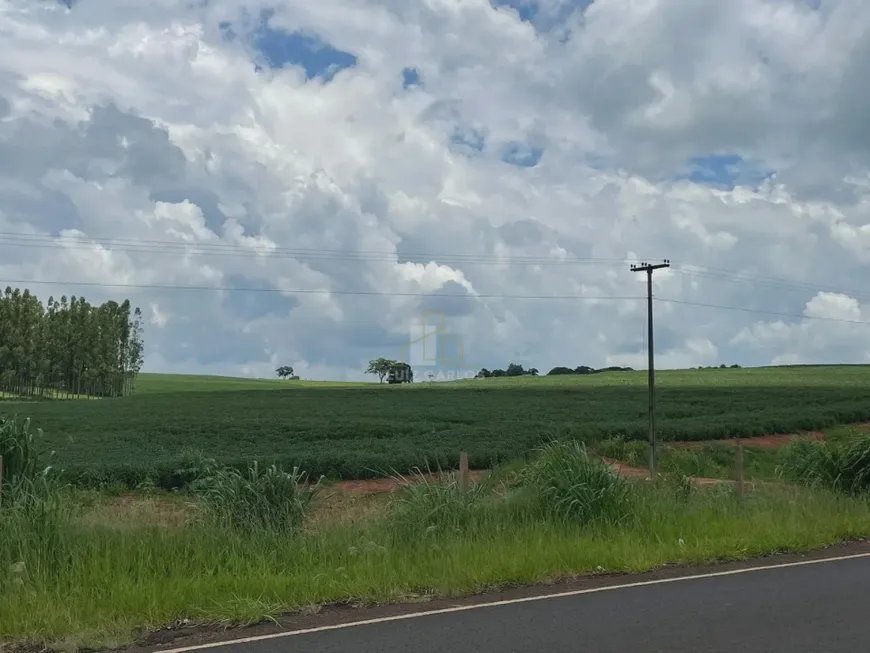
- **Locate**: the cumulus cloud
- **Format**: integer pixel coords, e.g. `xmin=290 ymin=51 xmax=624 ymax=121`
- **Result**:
xmin=1 ymin=0 xmax=870 ymax=380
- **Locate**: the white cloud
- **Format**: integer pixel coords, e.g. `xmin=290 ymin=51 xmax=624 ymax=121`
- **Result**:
xmin=804 ymin=292 xmax=862 ymax=321
xmin=2 ymin=0 xmax=870 ymax=379
xmin=606 ymin=337 xmax=719 ymax=371
xmin=731 ymin=292 xmax=870 ymax=365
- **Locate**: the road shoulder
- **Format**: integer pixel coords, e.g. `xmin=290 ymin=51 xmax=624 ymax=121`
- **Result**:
xmin=119 ymin=538 xmax=870 ymax=653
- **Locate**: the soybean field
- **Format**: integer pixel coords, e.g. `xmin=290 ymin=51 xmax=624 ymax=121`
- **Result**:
xmin=6 ymin=365 xmax=870 ymax=488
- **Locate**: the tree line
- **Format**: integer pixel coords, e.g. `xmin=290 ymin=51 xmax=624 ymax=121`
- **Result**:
xmin=475 ymin=363 xmax=539 ymax=378
xmin=0 ymin=287 xmax=145 ymax=399
xmin=356 ymin=357 xmax=741 ymax=385
xmin=544 ymin=365 xmax=635 ymax=376
xmin=475 ymin=363 xmax=635 ymax=378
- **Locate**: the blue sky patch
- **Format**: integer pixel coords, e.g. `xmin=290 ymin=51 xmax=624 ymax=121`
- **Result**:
xmin=402 ymin=67 xmax=422 ymax=89
xmin=221 ymin=9 xmax=358 ymax=81
xmin=491 ymin=0 xmax=539 ymax=23
xmin=491 ymin=0 xmax=594 ymax=32
xmin=255 ymin=25 xmax=357 ymax=80
xmin=679 ymin=153 xmax=774 ymax=189
xmin=502 ymin=141 xmax=543 ymax=167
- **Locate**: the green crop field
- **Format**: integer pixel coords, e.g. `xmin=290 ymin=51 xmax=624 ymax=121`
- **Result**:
xmin=5 ymin=365 xmax=870 ymax=488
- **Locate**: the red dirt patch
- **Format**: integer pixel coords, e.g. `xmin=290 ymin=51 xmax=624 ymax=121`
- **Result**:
xmin=603 ymin=458 xmax=736 ymax=488
xmin=603 ymin=458 xmax=650 ymax=479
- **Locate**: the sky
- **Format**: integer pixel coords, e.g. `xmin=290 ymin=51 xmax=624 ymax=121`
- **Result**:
xmin=1 ymin=0 xmax=870 ymax=381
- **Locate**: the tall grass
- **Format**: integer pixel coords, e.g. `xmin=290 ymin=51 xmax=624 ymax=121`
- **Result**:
xmin=0 ymin=415 xmax=41 ymax=502
xmin=595 ymin=436 xmax=649 ymax=468
xmin=3 ymin=437 xmax=870 ymax=649
xmin=0 ymin=416 xmax=70 ymax=607
xmin=523 ymin=440 xmax=634 ymax=526
xmin=186 ymin=455 xmax=321 ymax=532
xmin=780 ymin=430 xmax=870 ymax=494
xmin=386 ymin=465 xmax=527 ymax=543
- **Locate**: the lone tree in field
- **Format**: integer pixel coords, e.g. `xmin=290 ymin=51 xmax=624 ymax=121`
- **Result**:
xmin=366 ymin=357 xmax=396 ymax=383
xmin=276 ymin=365 xmax=296 ymax=379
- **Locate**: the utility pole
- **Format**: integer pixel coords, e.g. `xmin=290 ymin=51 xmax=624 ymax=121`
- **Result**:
xmin=630 ymin=259 xmax=670 ymax=478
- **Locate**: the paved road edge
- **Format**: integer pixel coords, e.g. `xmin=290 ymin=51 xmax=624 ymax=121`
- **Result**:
xmin=120 ymin=539 xmax=870 ymax=653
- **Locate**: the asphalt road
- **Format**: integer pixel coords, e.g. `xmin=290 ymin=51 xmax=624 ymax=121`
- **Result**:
xmin=162 ymin=553 xmax=870 ymax=653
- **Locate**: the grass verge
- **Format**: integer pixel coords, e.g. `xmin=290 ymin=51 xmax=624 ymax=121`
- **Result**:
xmin=594 ymin=435 xmax=786 ymax=482
xmin=780 ymin=427 xmax=870 ymax=494
xmin=2 ymin=441 xmax=870 ymax=651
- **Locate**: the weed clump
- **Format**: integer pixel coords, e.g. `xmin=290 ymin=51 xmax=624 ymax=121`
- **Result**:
xmin=0 ymin=416 xmax=70 ymax=597
xmin=386 ymin=467 xmax=507 ymax=540
xmin=780 ymin=431 xmax=870 ymax=495
xmin=0 ymin=415 xmax=41 ymax=504
xmin=186 ymin=455 xmax=321 ymax=532
xmin=597 ymin=436 xmax=648 ymax=468
xmin=523 ymin=440 xmax=635 ymax=526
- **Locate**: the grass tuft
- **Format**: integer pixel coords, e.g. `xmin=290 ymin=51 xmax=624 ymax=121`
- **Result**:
xmin=523 ymin=440 xmax=634 ymax=526
xmin=780 ymin=430 xmax=870 ymax=494
xmin=0 ymin=415 xmax=44 ymax=504
xmin=188 ymin=455 xmax=321 ymax=532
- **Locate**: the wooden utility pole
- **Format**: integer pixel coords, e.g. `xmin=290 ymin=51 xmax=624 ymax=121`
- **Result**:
xmin=458 ymin=452 xmax=469 ymax=494
xmin=735 ymin=441 xmax=745 ymax=496
xmin=630 ymin=259 xmax=670 ymax=477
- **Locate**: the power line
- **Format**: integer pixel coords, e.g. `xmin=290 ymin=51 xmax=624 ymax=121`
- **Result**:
xmin=671 ymin=267 xmax=870 ymax=302
xmin=655 ymin=297 xmax=870 ymax=325
xmin=2 ymin=232 xmax=869 ymax=325
xmin=0 ymin=278 xmax=868 ymax=325
xmin=4 ymin=232 xmax=867 ymax=302
xmin=0 ymin=278 xmax=646 ymax=301
xmin=0 ymin=232 xmax=645 ymax=267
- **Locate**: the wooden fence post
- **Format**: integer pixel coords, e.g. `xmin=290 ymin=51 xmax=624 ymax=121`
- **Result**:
xmin=459 ymin=452 xmax=469 ymax=494
xmin=735 ymin=442 xmax=745 ymax=497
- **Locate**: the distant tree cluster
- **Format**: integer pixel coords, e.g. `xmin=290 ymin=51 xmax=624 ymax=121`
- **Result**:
xmin=0 ymin=287 xmax=144 ymax=399
xmin=546 ymin=365 xmax=634 ymax=376
xmin=366 ymin=358 xmax=414 ymax=384
xmin=694 ymin=364 xmax=742 ymax=370
xmin=475 ymin=364 xmax=635 ymax=378
xmin=475 ymin=363 xmax=539 ymax=378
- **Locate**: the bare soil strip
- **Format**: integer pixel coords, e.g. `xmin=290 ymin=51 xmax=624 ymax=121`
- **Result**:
xmin=601 ymin=458 xmax=734 ymax=488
